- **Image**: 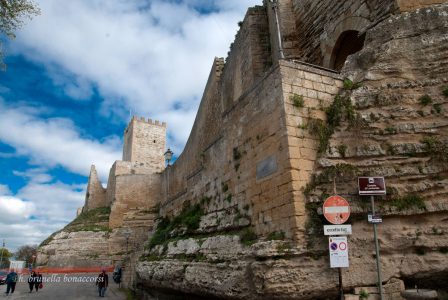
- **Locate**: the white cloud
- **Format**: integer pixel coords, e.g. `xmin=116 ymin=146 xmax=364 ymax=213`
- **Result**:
xmin=0 ymin=196 xmax=35 ymax=223
xmin=13 ymin=168 xmax=53 ymax=184
xmin=0 ymin=181 xmax=85 ymax=251
xmin=11 ymin=0 xmax=261 ymax=151
xmin=0 ymin=100 xmax=121 ymax=181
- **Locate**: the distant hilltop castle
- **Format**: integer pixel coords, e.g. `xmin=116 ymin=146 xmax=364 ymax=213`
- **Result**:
xmin=38 ymin=0 xmax=448 ymax=299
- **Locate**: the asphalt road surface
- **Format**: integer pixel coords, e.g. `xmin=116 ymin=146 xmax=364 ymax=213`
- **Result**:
xmin=0 ymin=273 xmax=126 ymax=299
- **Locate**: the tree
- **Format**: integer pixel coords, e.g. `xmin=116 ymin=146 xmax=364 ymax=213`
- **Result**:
xmin=0 ymin=0 xmax=40 ymax=68
xmin=0 ymin=247 xmax=13 ymax=269
xmin=14 ymin=244 xmax=37 ymax=264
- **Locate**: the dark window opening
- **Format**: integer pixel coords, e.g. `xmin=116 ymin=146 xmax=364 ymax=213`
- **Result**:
xmin=331 ymin=30 xmax=366 ymax=72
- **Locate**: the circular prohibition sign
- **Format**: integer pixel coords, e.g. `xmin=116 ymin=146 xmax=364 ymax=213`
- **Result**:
xmin=338 ymin=242 xmax=347 ymax=251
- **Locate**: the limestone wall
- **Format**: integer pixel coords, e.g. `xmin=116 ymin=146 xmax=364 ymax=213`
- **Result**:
xmin=221 ymin=6 xmax=271 ymax=113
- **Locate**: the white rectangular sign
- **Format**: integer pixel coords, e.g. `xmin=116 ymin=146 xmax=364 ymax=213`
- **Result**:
xmin=329 ymin=236 xmax=349 ymax=268
xmin=324 ymin=225 xmax=352 ymax=236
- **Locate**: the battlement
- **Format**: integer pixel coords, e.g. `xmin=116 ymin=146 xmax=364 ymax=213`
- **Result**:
xmin=125 ymin=116 xmax=166 ymax=133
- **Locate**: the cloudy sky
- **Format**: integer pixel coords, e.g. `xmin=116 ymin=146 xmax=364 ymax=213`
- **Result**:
xmin=0 ymin=0 xmax=261 ymax=251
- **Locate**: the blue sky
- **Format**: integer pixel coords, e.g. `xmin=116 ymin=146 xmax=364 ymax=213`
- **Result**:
xmin=0 ymin=0 xmax=260 ymax=251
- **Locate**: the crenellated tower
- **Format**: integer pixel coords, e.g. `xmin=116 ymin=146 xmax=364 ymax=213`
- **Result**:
xmin=122 ymin=116 xmax=167 ymax=172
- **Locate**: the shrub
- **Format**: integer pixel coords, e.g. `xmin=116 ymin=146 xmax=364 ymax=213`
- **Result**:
xmin=267 ymin=231 xmax=285 ymax=241
xmin=308 ymin=119 xmax=333 ymax=154
xmin=419 ymin=94 xmax=432 ymax=106
xmin=359 ymin=289 xmax=369 ymax=300
xmin=389 ymin=194 xmax=426 ymax=211
xmin=432 ymin=103 xmax=442 ymax=114
xmin=290 ymin=94 xmax=304 ymax=108
xmin=233 ymin=147 xmax=242 ymax=160
xmin=421 ymin=136 xmax=448 ymax=162
xmin=240 ymin=228 xmax=258 ymax=246
xmin=443 ymin=87 xmax=448 ymax=97
xmin=337 ymin=144 xmax=347 ymax=158
xmin=343 ymin=78 xmax=361 ymax=90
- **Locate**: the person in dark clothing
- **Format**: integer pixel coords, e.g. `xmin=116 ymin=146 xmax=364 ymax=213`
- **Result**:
xmin=96 ymin=269 xmax=109 ymax=297
xmin=113 ymin=266 xmax=122 ymax=287
xmin=28 ymin=271 xmax=37 ymax=292
xmin=34 ymin=272 xmax=43 ymax=292
xmin=5 ymin=271 xmax=18 ymax=295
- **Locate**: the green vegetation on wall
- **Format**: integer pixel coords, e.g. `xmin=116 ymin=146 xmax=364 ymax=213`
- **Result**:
xmin=149 ymin=203 xmax=204 ymax=248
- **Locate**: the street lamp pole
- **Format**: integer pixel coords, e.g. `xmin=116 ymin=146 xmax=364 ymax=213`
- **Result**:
xmin=164 ymin=148 xmax=174 ymax=201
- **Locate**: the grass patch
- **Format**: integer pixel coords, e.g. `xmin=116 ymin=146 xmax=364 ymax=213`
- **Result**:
xmin=62 ymin=207 xmax=111 ymax=233
xmin=389 ymin=194 xmax=426 ymax=211
xmin=239 ymin=228 xmax=257 ymax=246
xmin=419 ymin=94 xmax=432 ymax=106
xmin=337 ymin=144 xmax=347 ymax=158
xmin=443 ymin=87 xmax=448 ymax=97
xmin=148 ymin=203 xmax=204 ymax=248
xmin=432 ymin=103 xmax=442 ymax=114
xmin=233 ymin=147 xmax=242 ymax=160
xmin=359 ymin=289 xmax=369 ymax=300
xmin=291 ymin=94 xmax=304 ymax=108
xmin=267 ymin=231 xmax=285 ymax=241
xmin=421 ymin=136 xmax=448 ymax=162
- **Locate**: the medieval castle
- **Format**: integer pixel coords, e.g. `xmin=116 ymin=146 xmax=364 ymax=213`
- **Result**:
xmin=38 ymin=0 xmax=448 ymax=299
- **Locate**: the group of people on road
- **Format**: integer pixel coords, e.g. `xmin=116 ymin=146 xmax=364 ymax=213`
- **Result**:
xmin=3 ymin=270 xmax=43 ymax=296
xmin=28 ymin=271 xmax=43 ymax=293
xmin=3 ymin=266 xmax=122 ymax=297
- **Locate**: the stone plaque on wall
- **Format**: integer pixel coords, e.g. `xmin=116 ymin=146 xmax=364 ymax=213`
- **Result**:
xmin=256 ymin=155 xmax=278 ymax=180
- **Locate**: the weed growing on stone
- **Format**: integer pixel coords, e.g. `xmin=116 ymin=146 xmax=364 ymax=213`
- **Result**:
xmin=291 ymin=94 xmax=304 ymax=108
xmin=389 ymin=194 xmax=426 ymax=211
xmin=337 ymin=144 xmax=347 ymax=158
xmin=421 ymin=136 xmax=448 ymax=162
xmin=267 ymin=231 xmax=285 ymax=241
xmin=439 ymin=247 xmax=448 ymax=254
xmin=149 ymin=203 xmax=204 ymax=248
xmin=239 ymin=228 xmax=258 ymax=246
xmin=359 ymin=289 xmax=369 ymax=300
xmin=432 ymin=103 xmax=442 ymax=114
xmin=419 ymin=94 xmax=432 ymax=106
xmin=233 ymin=147 xmax=242 ymax=160
xmin=342 ymin=78 xmax=361 ymax=90
xmin=443 ymin=87 xmax=448 ymax=97
xmin=385 ymin=126 xmax=397 ymax=134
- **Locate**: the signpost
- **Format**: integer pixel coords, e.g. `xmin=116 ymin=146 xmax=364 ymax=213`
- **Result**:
xmin=323 ymin=195 xmax=350 ymax=300
xmin=324 ymin=225 xmax=352 ymax=236
xmin=323 ymin=195 xmax=350 ymax=225
xmin=358 ymin=177 xmax=385 ymax=300
xmin=329 ymin=236 xmax=349 ymax=268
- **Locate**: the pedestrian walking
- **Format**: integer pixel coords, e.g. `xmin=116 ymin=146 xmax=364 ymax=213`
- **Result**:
xmin=28 ymin=271 xmax=37 ymax=292
xmin=96 ymin=269 xmax=109 ymax=297
xmin=5 ymin=270 xmax=18 ymax=295
xmin=34 ymin=272 xmax=43 ymax=292
xmin=113 ymin=265 xmax=122 ymax=288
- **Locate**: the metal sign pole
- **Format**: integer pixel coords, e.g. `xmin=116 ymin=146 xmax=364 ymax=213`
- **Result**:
xmin=371 ymin=195 xmax=384 ymax=300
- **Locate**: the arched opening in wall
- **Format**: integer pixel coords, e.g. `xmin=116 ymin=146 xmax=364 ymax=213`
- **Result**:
xmin=330 ymin=30 xmax=366 ymax=72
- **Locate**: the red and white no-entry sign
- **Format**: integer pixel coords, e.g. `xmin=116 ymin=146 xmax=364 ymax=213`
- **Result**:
xmin=323 ymin=195 xmax=350 ymax=225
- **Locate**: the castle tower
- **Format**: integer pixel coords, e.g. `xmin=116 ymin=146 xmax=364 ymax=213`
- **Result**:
xmin=83 ymin=165 xmax=108 ymax=211
xmin=122 ymin=116 xmax=167 ymax=172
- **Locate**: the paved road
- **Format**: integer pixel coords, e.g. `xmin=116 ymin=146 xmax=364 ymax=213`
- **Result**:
xmin=0 ymin=273 xmax=126 ymax=299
